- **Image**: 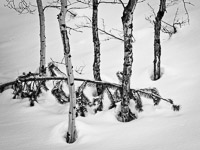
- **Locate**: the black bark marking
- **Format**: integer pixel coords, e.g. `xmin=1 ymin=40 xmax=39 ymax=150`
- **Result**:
xmin=61 ymin=24 xmax=66 ymax=28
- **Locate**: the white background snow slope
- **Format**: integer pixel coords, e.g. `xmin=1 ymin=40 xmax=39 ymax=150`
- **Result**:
xmin=0 ymin=0 xmax=200 ymax=150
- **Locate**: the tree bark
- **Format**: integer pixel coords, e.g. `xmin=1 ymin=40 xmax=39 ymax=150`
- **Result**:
xmin=153 ymin=0 xmax=166 ymax=80
xmin=57 ymin=0 xmax=77 ymax=143
xmin=117 ymin=0 xmax=138 ymax=122
xmin=92 ymin=0 xmax=103 ymax=96
xmin=36 ymin=0 xmax=46 ymax=75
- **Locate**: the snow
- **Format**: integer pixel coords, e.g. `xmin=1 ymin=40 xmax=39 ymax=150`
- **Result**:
xmin=1 ymin=0 xmax=200 ymax=150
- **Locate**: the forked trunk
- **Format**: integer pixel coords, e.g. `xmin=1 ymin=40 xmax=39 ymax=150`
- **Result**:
xmin=117 ymin=0 xmax=138 ymax=122
xmin=153 ymin=0 xmax=166 ymax=80
xmin=37 ymin=0 xmax=46 ymax=75
xmin=58 ymin=0 xmax=77 ymax=143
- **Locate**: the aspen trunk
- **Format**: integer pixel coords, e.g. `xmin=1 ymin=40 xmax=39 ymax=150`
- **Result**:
xmin=58 ymin=0 xmax=77 ymax=143
xmin=36 ymin=0 xmax=46 ymax=75
xmin=153 ymin=0 xmax=166 ymax=80
xmin=117 ymin=0 xmax=138 ymax=122
xmin=92 ymin=0 xmax=103 ymax=96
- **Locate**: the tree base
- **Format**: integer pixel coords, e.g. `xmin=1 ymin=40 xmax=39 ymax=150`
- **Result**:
xmin=39 ymin=66 xmax=46 ymax=75
xmin=66 ymin=129 xmax=77 ymax=144
xmin=30 ymin=100 xmax=34 ymax=107
xmin=117 ymin=108 xmax=137 ymax=122
xmin=150 ymin=67 xmax=164 ymax=81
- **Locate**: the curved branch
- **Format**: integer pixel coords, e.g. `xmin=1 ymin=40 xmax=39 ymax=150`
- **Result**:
xmin=0 ymin=76 xmax=173 ymax=104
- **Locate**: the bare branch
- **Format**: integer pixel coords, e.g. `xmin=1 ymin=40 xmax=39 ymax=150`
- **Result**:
xmin=145 ymin=15 xmax=154 ymax=25
xmin=147 ymin=3 xmax=156 ymax=17
xmin=50 ymin=58 xmax=65 ymax=65
xmin=166 ymin=0 xmax=180 ymax=7
xmin=43 ymin=5 xmax=61 ymax=11
xmin=82 ymin=15 xmax=92 ymax=23
xmin=162 ymin=20 xmax=174 ymax=28
xmin=67 ymin=6 xmax=90 ymax=11
xmin=67 ymin=25 xmax=83 ymax=34
xmin=75 ymin=65 xmax=86 ymax=75
xmin=76 ymin=0 xmax=92 ymax=7
xmin=61 ymin=56 xmax=65 ymax=64
xmin=99 ymin=0 xmax=123 ymax=5
xmin=146 ymin=1 xmax=191 ymax=38
xmin=5 ymin=0 xmax=36 ymax=14
xmin=182 ymin=0 xmax=194 ymax=24
xmin=118 ymin=0 xmax=125 ymax=8
xmin=51 ymin=57 xmax=85 ymax=75
xmin=183 ymin=0 xmax=194 ymax=6
xmin=77 ymin=0 xmax=126 ymax=7
xmin=0 ymin=76 xmax=178 ymax=108
xmin=99 ymin=28 xmax=124 ymax=41
xmin=77 ymin=15 xmax=125 ymax=41
xmin=78 ymin=24 xmax=124 ymax=41
xmin=138 ymin=0 xmax=146 ymax=3
xmin=172 ymin=8 xmax=179 ymax=25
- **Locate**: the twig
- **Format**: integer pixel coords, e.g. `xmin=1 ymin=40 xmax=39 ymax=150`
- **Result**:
xmin=76 ymin=0 xmax=92 ymax=7
xmin=99 ymin=0 xmax=123 ymax=5
xmin=118 ymin=0 xmax=125 ymax=8
xmin=50 ymin=58 xmax=65 ymax=65
xmin=172 ymin=8 xmax=179 ymax=25
xmin=5 ymin=0 xmax=35 ymax=14
xmin=78 ymin=24 xmax=124 ymax=41
xmin=182 ymin=0 xmax=194 ymax=24
xmin=43 ymin=5 xmax=61 ymax=11
xmin=75 ymin=65 xmax=86 ymax=75
xmin=138 ymin=0 xmax=146 ymax=3
xmin=136 ymin=89 xmax=172 ymax=104
xmin=66 ymin=25 xmax=83 ymax=34
xmin=147 ymin=3 xmax=156 ymax=17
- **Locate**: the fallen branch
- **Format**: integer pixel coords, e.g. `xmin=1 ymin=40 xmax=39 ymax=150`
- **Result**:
xmin=17 ymin=76 xmax=121 ymax=88
xmin=0 ymin=81 xmax=16 ymax=93
xmin=137 ymin=89 xmax=172 ymax=104
xmin=0 ymin=76 xmax=178 ymax=106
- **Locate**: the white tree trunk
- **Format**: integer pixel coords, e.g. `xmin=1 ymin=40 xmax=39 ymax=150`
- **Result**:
xmin=58 ymin=0 xmax=77 ymax=143
xmin=36 ymin=0 xmax=46 ymax=75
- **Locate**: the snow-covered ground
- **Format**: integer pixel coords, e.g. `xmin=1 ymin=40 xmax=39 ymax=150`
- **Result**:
xmin=0 ymin=0 xmax=200 ymax=150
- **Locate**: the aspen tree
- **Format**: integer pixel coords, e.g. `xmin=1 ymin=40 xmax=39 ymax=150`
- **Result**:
xmin=37 ymin=0 xmax=46 ymax=75
xmin=57 ymin=0 xmax=77 ymax=143
xmin=117 ymin=0 xmax=138 ymax=122
xmin=153 ymin=0 xmax=166 ymax=80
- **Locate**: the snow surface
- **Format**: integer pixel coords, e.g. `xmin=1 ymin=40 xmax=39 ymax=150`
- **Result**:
xmin=1 ymin=0 xmax=200 ymax=150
